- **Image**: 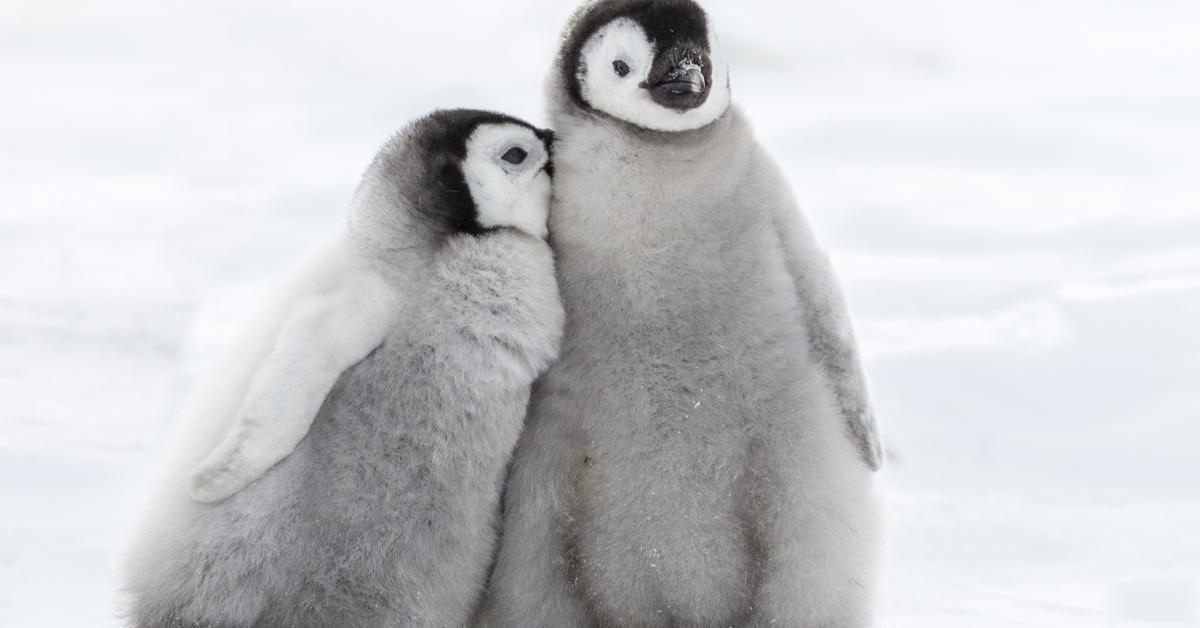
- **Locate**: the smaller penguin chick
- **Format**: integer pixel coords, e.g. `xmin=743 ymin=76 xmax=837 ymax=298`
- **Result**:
xmin=125 ymin=109 xmax=563 ymax=628
xmin=185 ymin=110 xmax=557 ymax=503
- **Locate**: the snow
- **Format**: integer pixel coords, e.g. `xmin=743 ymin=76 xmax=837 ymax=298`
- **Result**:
xmin=2 ymin=0 xmax=1198 ymax=626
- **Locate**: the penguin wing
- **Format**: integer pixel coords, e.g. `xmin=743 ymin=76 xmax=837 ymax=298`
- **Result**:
xmin=771 ymin=200 xmax=883 ymax=471
xmin=187 ymin=264 xmax=399 ymax=503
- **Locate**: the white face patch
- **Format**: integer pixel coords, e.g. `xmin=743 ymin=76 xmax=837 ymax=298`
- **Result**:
xmin=461 ymin=123 xmax=552 ymax=240
xmin=577 ymin=18 xmax=732 ymax=133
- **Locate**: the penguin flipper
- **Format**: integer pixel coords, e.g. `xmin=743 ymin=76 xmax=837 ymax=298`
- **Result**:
xmin=771 ymin=202 xmax=883 ymax=471
xmin=187 ymin=267 xmax=399 ymax=503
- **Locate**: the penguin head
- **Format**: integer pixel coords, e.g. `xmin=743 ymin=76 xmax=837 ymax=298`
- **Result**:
xmin=352 ymin=109 xmax=554 ymax=250
xmin=557 ymin=0 xmax=731 ymax=133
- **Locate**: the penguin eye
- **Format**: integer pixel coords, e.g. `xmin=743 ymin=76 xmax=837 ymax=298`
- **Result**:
xmin=501 ymin=147 xmax=528 ymax=165
xmin=612 ymin=60 xmax=631 ymax=77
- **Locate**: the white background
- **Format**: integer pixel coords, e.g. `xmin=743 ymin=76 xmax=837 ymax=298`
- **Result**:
xmin=2 ymin=0 xmax=1198 ymax=625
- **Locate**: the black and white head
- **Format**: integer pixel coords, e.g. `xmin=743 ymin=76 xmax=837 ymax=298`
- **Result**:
xmin=352 ymin=109 xmax=554 ymax=252
xmin=556 ymin=0 xmax=731 ymax=132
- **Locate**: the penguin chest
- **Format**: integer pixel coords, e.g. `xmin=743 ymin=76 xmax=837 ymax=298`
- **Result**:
xmin=552 ymin=243 xmax=807 ymax=622
xmin=560 ymin=225 xmax=807 ymax=430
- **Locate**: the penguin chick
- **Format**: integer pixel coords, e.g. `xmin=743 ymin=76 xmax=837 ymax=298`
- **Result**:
xmin=124 ymin=109 xmax=564 ymax=628
xmin=483 ymin=2 xmax=882 ymax=627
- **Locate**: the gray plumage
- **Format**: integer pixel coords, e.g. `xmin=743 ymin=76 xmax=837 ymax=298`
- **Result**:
xmin=123 ymin=110 xmax=564 ymax=628
xmin=482 ymin=1 xmax=882 ymax=626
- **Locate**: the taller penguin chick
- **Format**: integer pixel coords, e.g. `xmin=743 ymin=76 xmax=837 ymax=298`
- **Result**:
xmin=483 ymin=2 xmax=883 ymax=626
xmin=123 ymin=109 xmax=564 ymax=628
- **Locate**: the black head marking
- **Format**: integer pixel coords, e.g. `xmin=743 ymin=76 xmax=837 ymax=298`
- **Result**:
xmin=535 ymin=127 xmax=556 ymax=177
xmin=561 ymin=0 xmax=712 ymax=111
xmin=401 ymin=109 xmax=552 ymax=236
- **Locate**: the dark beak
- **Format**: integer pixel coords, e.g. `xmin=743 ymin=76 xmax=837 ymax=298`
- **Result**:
xmin=645 ymin=48 xmax=712 ymax=111
xmin=654 ymin=65 xmax=706 ymax=95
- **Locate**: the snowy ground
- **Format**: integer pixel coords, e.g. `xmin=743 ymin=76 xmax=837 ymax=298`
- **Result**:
xmin=2 ymin=0 xmax=1199 ymax=626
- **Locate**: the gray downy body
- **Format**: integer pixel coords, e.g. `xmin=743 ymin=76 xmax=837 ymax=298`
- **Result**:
xmin=483 ymin=3 xmax=882 ymax=625
xmin=124 ymin=111 xmax=564 ymax=628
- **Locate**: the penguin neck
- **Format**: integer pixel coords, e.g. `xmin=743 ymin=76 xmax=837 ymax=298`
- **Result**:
xmin=553 ymin=101 xmax=744 ymax=156
xmin=550 ymin=105 xmax=756 ymax=250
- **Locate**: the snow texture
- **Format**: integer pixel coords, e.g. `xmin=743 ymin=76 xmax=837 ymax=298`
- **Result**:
xmin=1 ymin=0 xmax=1198 ymax=626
